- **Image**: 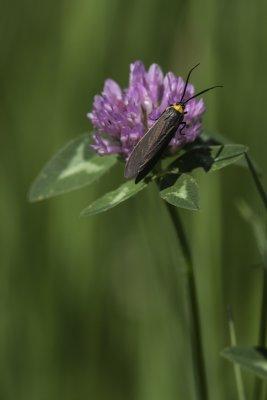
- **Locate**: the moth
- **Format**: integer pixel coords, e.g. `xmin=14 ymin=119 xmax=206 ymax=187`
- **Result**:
xmin=124 ymin=63 xmax=222 ymax=183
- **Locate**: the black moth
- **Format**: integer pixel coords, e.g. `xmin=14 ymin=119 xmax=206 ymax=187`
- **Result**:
xmin=124 ymin=63 xmax=222 ymax=183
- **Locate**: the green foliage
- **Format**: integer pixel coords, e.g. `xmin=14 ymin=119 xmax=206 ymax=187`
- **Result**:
xmin=29 ymin=134 xmax=117 ymax=201
xmin=160 ymin=174 xmax=199 ymax=211
xmin=167 ymin=143 xmax=248 ymax=175
xmin=28 ymin=134 xmax=248 ymax=216
xmin=222 ymin=347 xmax=267 ymax=380
xmin=201 ymin=131 xmax=251 ymax=170
xmin=2 ymin=0 xmax=267 ymax=399
xmin=80 ymin=180 xmax=147 ymax=217
xmin=209 ymin=144 xmax=248 ymax=171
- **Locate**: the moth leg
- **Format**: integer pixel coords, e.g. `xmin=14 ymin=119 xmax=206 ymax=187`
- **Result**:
xmin=179 ymin=122 xmax=187 ymax=135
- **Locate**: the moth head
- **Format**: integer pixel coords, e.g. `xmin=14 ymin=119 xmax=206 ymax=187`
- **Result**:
xmin=172 ymin=103 xmax=185 ymax=113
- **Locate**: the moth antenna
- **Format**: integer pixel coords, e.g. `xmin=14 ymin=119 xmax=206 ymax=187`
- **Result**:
xmin=180 ymin=63 xmax=200 ymax=103
xmin=184 ymin=85 xmax=223 ymax=104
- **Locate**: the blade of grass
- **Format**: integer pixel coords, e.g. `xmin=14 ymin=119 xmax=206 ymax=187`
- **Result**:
xmin=237 ymin=200 xmax=267 ymax=400
xmin=227 ymin=306 xmax=247 ymax=400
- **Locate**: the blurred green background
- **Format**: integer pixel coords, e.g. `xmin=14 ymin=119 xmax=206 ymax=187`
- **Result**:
xmin=1 ymin=0 xmax=266 ymax=399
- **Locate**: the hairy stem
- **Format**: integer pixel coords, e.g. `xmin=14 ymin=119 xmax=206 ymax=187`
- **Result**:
xmin=164 ymin=201 xmax=208 ymax=400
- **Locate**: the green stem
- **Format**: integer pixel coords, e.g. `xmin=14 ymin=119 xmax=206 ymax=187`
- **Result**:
xmin=245 ymin=153 xmax=267 ymax=211
xmin=253 ymin=265 xmax=267 ymax=400
xmin=227 ymin=306 xmax=247 ymax=400
xmin=259 ymin=270 xmax=267 ymax=347
xmin=245 ymin=153 xmax=267 ymax=400
xmin=164 ymin=202 xmax=208 ymax=400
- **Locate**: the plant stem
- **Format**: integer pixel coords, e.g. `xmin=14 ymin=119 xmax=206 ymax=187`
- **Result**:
xmin=259 ymin=269 xmax=267 ymax=347
xmin=245 ymin=153 xmax=267 ymax=211
xmin=253 ymin=262 xmax=267 ymax=400
xmin=245 ymin=153 xmax=267 ymax=400
xmin=227 ymin=306 xmax=247 ymax=400
xmin=164 ymin=201 xmax=208 ymax=400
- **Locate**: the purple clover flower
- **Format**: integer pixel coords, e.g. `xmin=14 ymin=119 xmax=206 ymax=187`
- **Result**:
xmin=88 ymin=61 xmax=205 ymax=159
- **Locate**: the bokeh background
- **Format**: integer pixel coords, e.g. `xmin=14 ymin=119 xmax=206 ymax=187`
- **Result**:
xmin=1 ymin=0 xmax=267 ymax=399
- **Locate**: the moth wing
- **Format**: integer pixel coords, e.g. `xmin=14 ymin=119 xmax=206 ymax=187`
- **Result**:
xmin=124 ymin=112 xmax=172 ymax=179
xmin=134 ymin=125 xmax=177 ymax=183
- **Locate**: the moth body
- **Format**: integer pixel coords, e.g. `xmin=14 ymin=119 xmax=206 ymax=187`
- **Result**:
xmin=124 ymin=104 xmax=185 ymax=183
xmin=124 ymin=63 xmax=222 ymax=183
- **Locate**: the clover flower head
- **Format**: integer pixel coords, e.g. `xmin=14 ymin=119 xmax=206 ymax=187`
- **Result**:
xmin=88 ymin=61 xmax=205 ymax=159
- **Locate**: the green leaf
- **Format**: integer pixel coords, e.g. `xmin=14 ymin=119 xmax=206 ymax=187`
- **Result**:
xmin=222 ymin=346 xmax=267 ymax=380
xmin=160 ymin=174 xmax=199 ymax=211
xmin=201 ymin=131 xmax=255 ymax=170
xmin=28 ymin=134 xmax=117 ymax=202
xmin=210 ymin=144 xmax=248 ymax=171
xmin=166 ymin=144 xmax=248 ymax=176
xmin=80 ymin=180 xmax=147 ymax=217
